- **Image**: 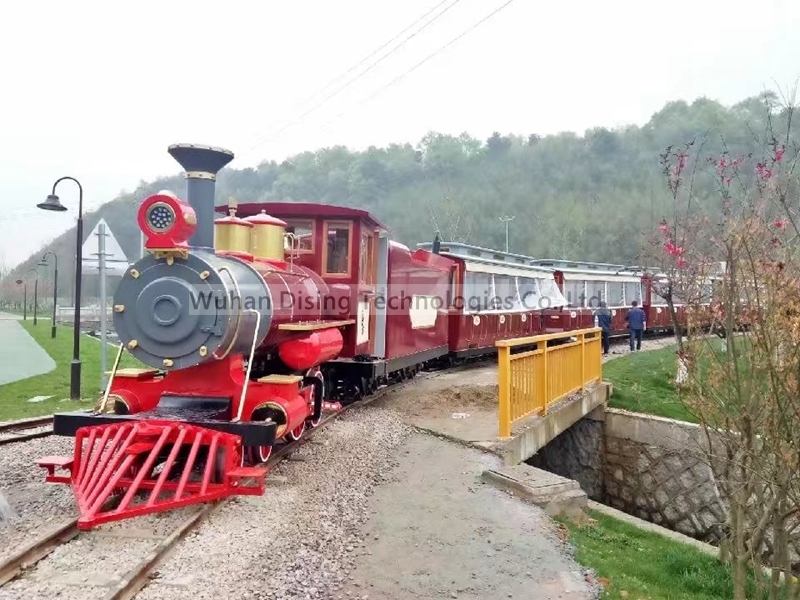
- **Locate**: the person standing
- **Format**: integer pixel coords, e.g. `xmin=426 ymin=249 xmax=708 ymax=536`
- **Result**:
xmin=625 ymin=300 xmax=646 ymax=351
xmin=594 ymin=301 xmax=612 ymax=355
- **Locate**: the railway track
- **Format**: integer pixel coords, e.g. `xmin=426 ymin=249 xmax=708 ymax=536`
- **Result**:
xmin=0 ymin=416 xmax=54 ymax=447
xmin=0 ymin=363 xmax=467 ymax=599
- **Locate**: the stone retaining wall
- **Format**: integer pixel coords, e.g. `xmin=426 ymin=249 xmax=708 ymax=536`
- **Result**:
xmin=602 ymin=409 xmax=727 ymax=543
xmin=531 ymin=406 xmax=798 ymax=570
xmin=529 ymin=408 xmax=727 ymax=542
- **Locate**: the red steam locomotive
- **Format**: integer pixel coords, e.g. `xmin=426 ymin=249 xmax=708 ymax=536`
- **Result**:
xmin=35 ymin=142 xmax=686 ymax=530
xmin=38 ymin=143 xmax=471 ymax=529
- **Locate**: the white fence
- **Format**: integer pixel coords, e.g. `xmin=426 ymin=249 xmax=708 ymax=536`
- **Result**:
xmin=56 ymin=305 xmax=113 ymax=322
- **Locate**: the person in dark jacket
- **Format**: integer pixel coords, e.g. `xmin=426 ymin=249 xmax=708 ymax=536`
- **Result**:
xmin=594 ymin=301 xmax=612 ymax=355
xmin=625 ymin=300 xmax=646 ymax=351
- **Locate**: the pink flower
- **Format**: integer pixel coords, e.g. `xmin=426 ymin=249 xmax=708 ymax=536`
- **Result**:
xmin=775 ymin=220 xmax=786 ymax=228
xmin=756 ymin=162 xmax=773 ymax=180
xmin=775 ymin=147 xmax=785 ymax=163
xmin=659 ymin=222 xmax=669 ymax=235
xmin=677 ymin=258 xmax=687 ymax=268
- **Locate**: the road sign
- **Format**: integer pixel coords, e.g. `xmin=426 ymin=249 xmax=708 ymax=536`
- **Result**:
xmin=81 ymin=219 xmax=129 ymax=276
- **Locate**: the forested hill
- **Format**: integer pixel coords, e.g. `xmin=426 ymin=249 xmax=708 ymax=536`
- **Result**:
xmin=3 ymin=91 xmax=789 ymax=295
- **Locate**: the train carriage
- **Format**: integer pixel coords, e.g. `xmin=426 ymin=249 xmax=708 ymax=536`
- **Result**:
xmin=416 ymin=241 xmax=570 ymax=354
xmin=529 ymin=259 xmax=644 ymax=337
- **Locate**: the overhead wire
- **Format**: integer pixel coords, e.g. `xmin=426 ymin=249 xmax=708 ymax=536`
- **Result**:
xmin=240 ymin=0 xmax=465 ymax=160
xmin=301 ymin=0 xmax=456 ymax=105
xmin=318 ymin=0 xmax=518 ymax=134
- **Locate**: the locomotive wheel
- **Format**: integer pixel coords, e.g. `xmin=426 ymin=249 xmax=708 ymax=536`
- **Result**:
xmin=247 ymin=441 xmax=272 ymax=465
xmin=285 ymin=421 xmax=306 ymax=442
xmin=245 ymin=416 xmax=275 ymax=465
xmin=305 ymin=369 xmax=325 ymax=428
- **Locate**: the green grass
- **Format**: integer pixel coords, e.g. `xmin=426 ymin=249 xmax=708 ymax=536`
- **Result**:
xmin=0 ymin=320 xmax=145 ymax=422
xmin=559 ymin=510 xmax=786 ymax=600
xmin=603 ymin=336 xmax=753 ymax=424
xmin=604 ymin=345 xmax=696 ymax=423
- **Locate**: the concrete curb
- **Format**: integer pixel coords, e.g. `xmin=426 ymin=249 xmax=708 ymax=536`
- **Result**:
xmin=587 ymin=500 xmax=718 ymax=557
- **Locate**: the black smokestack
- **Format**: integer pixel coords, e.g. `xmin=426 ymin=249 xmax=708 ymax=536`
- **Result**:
xmin=168 ymin=143 xmax=234 ymax=249
xmin=432 ymin=232 xmax=441 ymax=254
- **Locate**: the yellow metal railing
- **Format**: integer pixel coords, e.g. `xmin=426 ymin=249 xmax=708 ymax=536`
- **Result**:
xmin=497 ymin=327 xmax=603 ymax=437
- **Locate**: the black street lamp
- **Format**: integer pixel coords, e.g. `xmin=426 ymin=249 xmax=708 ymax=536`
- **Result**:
xmin=28 ymin=268 xmax=38 ymax=326
xmin=39 ymin=252 xmax=59 ymax=338
xmin=15 ymin=279 xmax=26 ymax=320
xmin=38 ymin=177 xmax=83 ymax=401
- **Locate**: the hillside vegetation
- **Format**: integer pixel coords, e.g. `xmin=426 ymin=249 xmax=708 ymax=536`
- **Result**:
xmin=2 ymin=91 xmax=792 ymax=297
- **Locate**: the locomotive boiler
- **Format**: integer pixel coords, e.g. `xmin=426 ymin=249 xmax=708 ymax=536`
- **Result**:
xmin=39 ymin=143 xmax=347 ymax=529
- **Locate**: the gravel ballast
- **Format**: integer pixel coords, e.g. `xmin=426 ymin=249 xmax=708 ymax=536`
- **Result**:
xmin=137 ymin=405 xmax=409 ymax=600
xmin=0 ymin=434 xmax=77 ymax=563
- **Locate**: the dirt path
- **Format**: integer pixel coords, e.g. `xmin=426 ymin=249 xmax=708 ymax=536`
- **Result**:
xmin=339 ymin=426 xmax=600 ymax=600
xmin=602 ymin=334 xmax=679 ymax=364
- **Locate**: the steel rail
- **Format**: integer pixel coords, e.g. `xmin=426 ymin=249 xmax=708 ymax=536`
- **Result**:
xmin=0 ymin=362 xmax=478 ymax=596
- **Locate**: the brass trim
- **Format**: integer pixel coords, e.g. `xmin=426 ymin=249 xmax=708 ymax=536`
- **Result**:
xmin=278 ymin=320 xmax=355 ymax=331
xmin=114 ymin=304 xmax=125 ymax=312
xmin=127 ymin=339 xmax=138 ymax=349
xmin=163 ymin=359 xmax=174 ymax=367
xmin=199 ymin=345 xmax=208 ymax=357
xmin=184 ymin=171 xmax=215 ymax=180
xmin=97 ymin=394 xmax=124 ymax=414
xmin=152 ymin=249 xmax=189 ymax=263
xmin=130 ymin=268 xmax=140 ymax=279
xmin=257 ymin=374 xmax=304 ymax=384
xmin=184 ymin=212 xmax=197 ymax=225
xmin=145 ymin=201 xmax=176 ymax=233
xmin=253 ymin=401 xmax=288 ymax=438
xmin=108 ymin=368 xmax=158 ymax=377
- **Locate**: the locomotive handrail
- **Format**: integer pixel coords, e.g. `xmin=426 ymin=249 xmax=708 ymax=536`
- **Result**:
xmin=212 ymin=266 xmax=243 ymax=361
xmin=233 ymin=308 xmax=261 ymax=423
xmin=97 ymin=342 xmax=125 ymax=414
xmin=285 ymin=232 xmax=298 ymax=269
xmin=496 ymin=327 xmax=602 ymax=437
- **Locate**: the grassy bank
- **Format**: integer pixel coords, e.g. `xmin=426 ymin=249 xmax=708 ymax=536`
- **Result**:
xmin=560 ymin=510 xmax=783 ymax=599
xmin=603 ymin=345 xmax=695 ymax=422
xmin=0 ymin=320 xmax=145 ymax=421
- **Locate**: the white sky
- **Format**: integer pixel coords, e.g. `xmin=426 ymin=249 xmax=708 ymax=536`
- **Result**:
xmin=1 ymin=0 xmax=798 ymax=269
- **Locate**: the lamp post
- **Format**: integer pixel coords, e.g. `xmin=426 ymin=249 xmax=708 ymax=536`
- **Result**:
xmin=28 ymin=268 xmax=38 ymax=326
xmin=15 ymin=279 xmax=26 ymax=320
xmin=38 ymin=177 xmax=83 ymax=401
xmin=499 ymin=215 xmax=515 ymax=253
xmin=39 ymin=252 xmax=59 ymax=338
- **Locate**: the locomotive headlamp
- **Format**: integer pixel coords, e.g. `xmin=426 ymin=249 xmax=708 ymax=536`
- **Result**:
xmin=145 ymin=202 xmax=176 ymax=233
xmin=137 ymin=192 xmax=197 ymax=253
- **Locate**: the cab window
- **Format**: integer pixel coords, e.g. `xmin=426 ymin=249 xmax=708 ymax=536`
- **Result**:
xmin=285 ymin=220 xmax=314 ymax=253
xmin=324 ymin=221 xmax=351 ymax=275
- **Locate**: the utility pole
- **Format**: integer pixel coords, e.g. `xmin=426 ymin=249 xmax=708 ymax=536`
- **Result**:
xmin=95 ymin=222 xmax=109 ymax=391
xmin=499 ymin=215 xmax=515 ymax=253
